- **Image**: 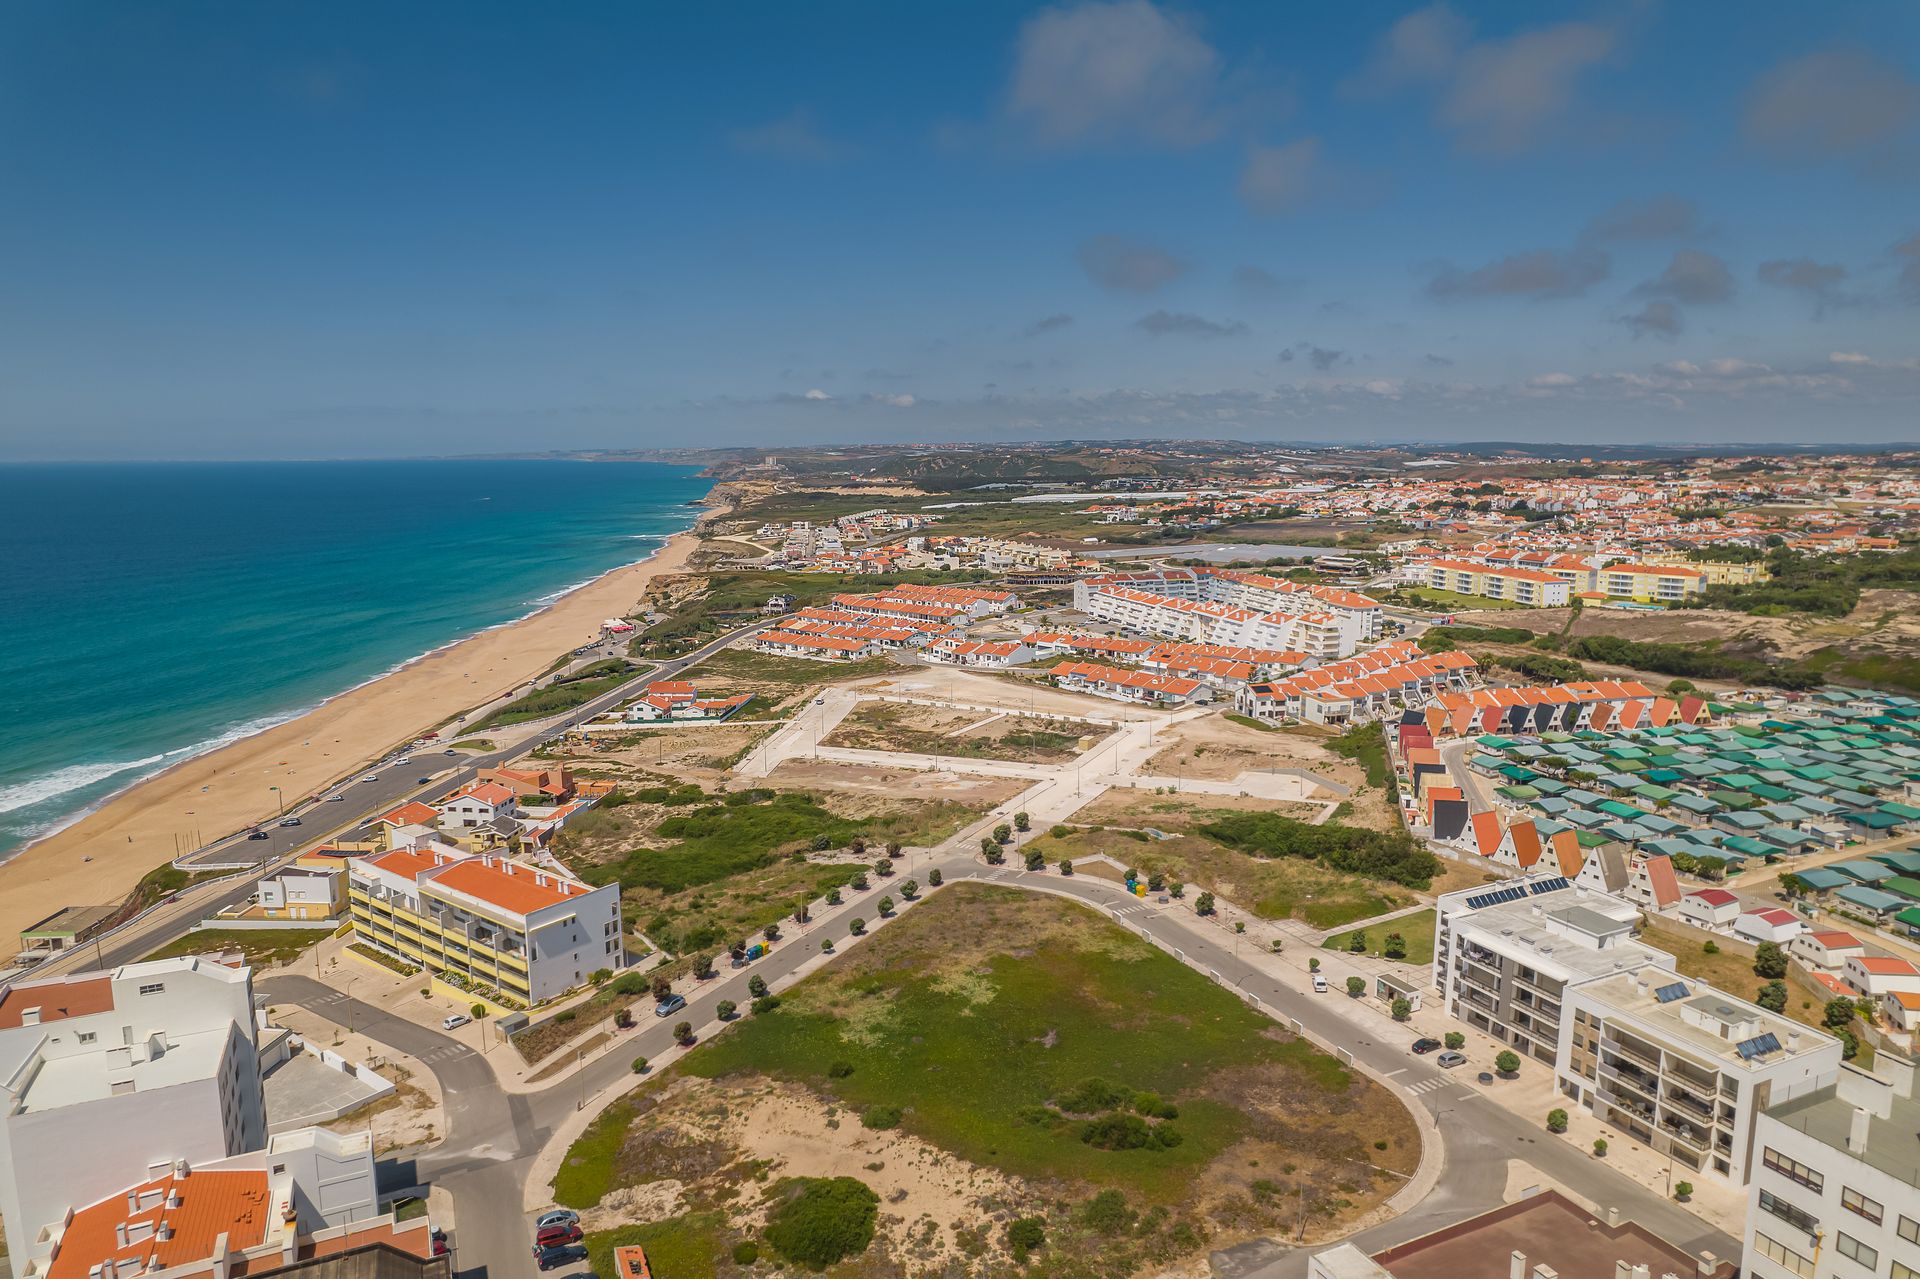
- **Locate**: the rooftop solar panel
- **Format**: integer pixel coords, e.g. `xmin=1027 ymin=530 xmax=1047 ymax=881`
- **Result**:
xmin=1655 ymin=982 xmax=1689 ymax=1003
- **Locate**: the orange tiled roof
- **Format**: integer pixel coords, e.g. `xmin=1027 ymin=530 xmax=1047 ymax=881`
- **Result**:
xmin=377 ymin=802 xmax=440 ymax=827
xmin=0 ymin=974 xmax=114 ymax=1029
xmin=49 ymin=1170 xmax=271 ymax=1279
xmin=427 ymin=857 xmax=593 ymax=918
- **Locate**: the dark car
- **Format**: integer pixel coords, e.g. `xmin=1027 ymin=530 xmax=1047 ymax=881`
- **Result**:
xmin=246 ymin=830 xmax=270 ymax=840
xmin=416 ymin=776 xmax=432 ymax=785
xmin=534 ymin=1245 xmax=587 ymax=1272
xmin=535 ymin=1225 xmax=582 ymax=1249
xmin=1410 ymin=1038 xmax=1443 ymax=1055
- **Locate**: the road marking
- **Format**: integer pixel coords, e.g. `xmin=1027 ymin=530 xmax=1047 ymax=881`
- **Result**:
xmin=1383 ymin=1067 xmax=1406 ymax=1078
xmin=1403 ymin=1076 xmax=1456 ymax=1095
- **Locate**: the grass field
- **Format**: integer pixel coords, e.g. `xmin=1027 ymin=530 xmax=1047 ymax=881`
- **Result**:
xmin=585 ymin=1216 xmax=728 ymax=1279
xmin=1393 ymin=585 xmax=1527 ymax=612
xmin=470 ymin=660 xmax=644 ymax=731
xmin=1321 ymin=909 xmax=1437 ymax=965
xmin=684 ymin=647 xmax=898 ymax=685
xmin=681 ymin=886 xmax=1413 ymax=1205
xmin=145 ymin=926 xmax=329 ymax=967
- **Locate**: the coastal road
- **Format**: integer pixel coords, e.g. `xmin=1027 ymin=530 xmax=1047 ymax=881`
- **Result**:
xmin=35 ymin=619 xmax=778 ymax=979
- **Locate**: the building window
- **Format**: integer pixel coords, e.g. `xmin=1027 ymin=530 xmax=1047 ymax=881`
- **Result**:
xmin=1753 ymin=1233 xmax=1815 ymax=1279
xmin=1835 ymin=1234 xmax=1877 ymax=1270
xmin=138 ymin=983 xmax=165 ymax=996
xmin=1841 ymin=1186 xmax=1883 ymax=1225
xmin=1899 ymin=1215 xmax=1920 ymax=1246
xmin=1762 ymin=1147 xmax=1824 ymax=1192
xmin=1893 ymin=1264 xmax=1919 ymax=1279
xmin=78 ymin=1031 xmax=96 ymax=1044
xmin=1757 ymin=1190 xmax=1819 ymax=1235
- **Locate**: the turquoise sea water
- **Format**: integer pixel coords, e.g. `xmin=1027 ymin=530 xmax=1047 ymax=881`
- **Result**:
xmin=0 ymin=459 xmax=711 ymax=857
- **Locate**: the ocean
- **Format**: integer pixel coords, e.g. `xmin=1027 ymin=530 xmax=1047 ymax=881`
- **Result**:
xmin=0 ymin=459 xmax=712 ymax=858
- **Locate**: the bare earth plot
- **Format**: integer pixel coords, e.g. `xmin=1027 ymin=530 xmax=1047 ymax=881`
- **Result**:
xmin=822 ymin=700 xmax=1097 ymax=764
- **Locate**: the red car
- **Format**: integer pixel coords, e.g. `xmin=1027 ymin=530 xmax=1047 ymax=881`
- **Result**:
xmin=536 ymin=1225 xmax=583 ymax=1249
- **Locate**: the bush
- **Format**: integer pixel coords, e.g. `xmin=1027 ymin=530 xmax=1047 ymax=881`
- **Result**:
xmin=630 ymin=1056 xmax=648 ymax=1074
xmin=927 ymin=868 xmax=942 ymax=887
xmin=589 ymin=967 xmax=613 ymax=985
xmin=1201 ymin=811 xmax=1439 ymax=889
xmin=1593 ymin=1138 xmax=1608 ymax=1157
xmin=827 ymin=1060 xmax=854 ymax=1078
xmin=1546 ymin=1108 xmax=1568 ymax=1133
xmin=764 ymin=1176 xmax=879 ymax=1268
xmin=1346 ymin=976 xmax=1366 ymax=997
xmin=717 ymin=999 xmax=737 ymax=1020
xmin=1056 ymin=1077 xmax=1125 ymax=1112
xmin=878 ymin=895 xmax=895 ymax=915
xmin=825 ymin=887 xmax=842 ymax=906
xmin=1824 ymin=997 xmax=1857 ymax=1030
xmin=731 ymin=1241 xmax=760 ymax=1265
xmin=1194 ymin=891 xmax=1215 ymax=915
xmin=874 ymin=858 xmax=892 ymax=877
xmin=1006 ymin=1217 xmax=1046 ymax=1262
xmin=1058 ymin=859 xmax=1074 ymax=876
xmin=1014 ymin=811 xmax=1031 ymax=831
xmin=1673 ymin=1181 xmax=1694 ymax=1200
xmin=613 ymin=1008 xmax=633 ymax=1029
xmin=900 ymin=879 xmax=919 ymax=899
xmin=850 ymin=917 xmax=867 ymax=936
xmin=1703 ymin=940 xmax=1719 ymax=955
xmin=1756 ymin=980 xmax=1788 ymax=1013
xmin=861 ymin=1105 xmax=902 ymax=1129
xmin=554 ymin=1009 xmax=577 ymax=1024
xmin=1754 ymin=941 xmax=1788 ymax=979
xmin=850 ymin=871 xmax=869 ymax=890
xmin=980 ymin=837 xmax=997 ymax=857
xmin=1025 ymin=851 xmax=1045 ymax=871
xmin=748 ymin=974 xmax=769 ymax=999
xmin=1348 ymin=930 xmax=1368 ymax=954
xmin=470 ymin=1002 xmax=486 ymax=1019
xmin=673 ymin=1021 xmax=693 ymax=1044
xmin=751 ymin=995 xmax=782 ymax=1015
xmin=1383 ymin=932 xmax=1407 ymax=960
xmin=1495 ymin=1050 xmax=1521 ymax=1075
xmin=1077 ymin=1189 xmax=1135 ymax=1237
xmin=1391 ymin=997 xmax=1411 ymax=1022
xmin=993 ymin=823 xmax=1013 ymax=844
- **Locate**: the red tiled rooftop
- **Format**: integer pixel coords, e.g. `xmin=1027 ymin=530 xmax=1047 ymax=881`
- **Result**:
xmin=49 ymin=1171 xmax=271 ymax=1279
xmin=0 ymin=974 xmax=114 ymax=1029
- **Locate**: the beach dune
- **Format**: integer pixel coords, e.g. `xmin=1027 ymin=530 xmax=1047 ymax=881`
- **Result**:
xmin=0 ymin=531 xmax=702 ymax=955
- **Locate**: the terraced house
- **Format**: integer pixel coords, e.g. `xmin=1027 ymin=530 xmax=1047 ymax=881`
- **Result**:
xmin=347 ymin=843 xmax=622 ymax=1005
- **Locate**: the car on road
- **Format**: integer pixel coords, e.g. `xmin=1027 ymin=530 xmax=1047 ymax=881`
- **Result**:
xmin=1435 ymin=1050 xmax=1467 ymax=1069
xmin=534 ymin=1210 xmax=579 ymax=1231
xmin=814 ymin=696 xmax=825 ymax=704
xmin=1311 ymin=974 xmax=1328 ymax=993
xmin=246 ymin=829 xmax=270 ymax=840
xmin=535 ymin=1225 xmax=582 ymax=1249
xmin=653 ymin=994 xmax=686 ymax=1018
xmin=533 ymin=1244 xmax=587 ymax=1271
xmin=360 ymin=773 xmax=379 ymax=782
xmin=278 ymin=817 xmax=301 ymax=827
xmin=444 ymin=748 xmax=457 ymax=755
xmin=326 ymin=794 xmax=345 ymax=802
xmin=416 ymin=776 xmax=432 ymax=785
xmin=441 ymin=1013 xmax=471 ymax=1031
xmin=1410 ymin=1038 xmax=1442 ymax=1055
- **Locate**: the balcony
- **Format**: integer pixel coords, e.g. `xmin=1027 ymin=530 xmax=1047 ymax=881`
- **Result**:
xmin=1599 ymin=1060 xmax=1660 ymax=1102
xmin=1602 ymin=1036 xmax=1663 ymax=1072
xmin=1663 ymin=1087 xmax=1713 ymax=1119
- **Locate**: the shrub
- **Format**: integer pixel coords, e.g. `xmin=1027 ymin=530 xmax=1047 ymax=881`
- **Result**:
xmin=470 ymin=1002 xmax=487 ymax=1019
xmin=1056 ymin=1077 xmax=1125 ymax=1113
xmin=717 ymin=1000 xmax=737 ymax=1019
xmin=1383 ymin=932 xmax=1407 ymax=960
xmin=554 ymin=1009 xmax=577 ymax=1024
xmin=993 ymin=823 xmax=1013 ymax=844
xmin=1348 ymin=930 xmax=1368 ymax=954
xmin=900 ymin=879 xmax=919 ymax=899
xmin=1546 ymin=1108 xmax=1568 ymax=1134
xmin=1200 ymin=811 xmax=1439 ymax=889
xmin=1391 ymin=998 xmax=1411 ymax=1022
xmin=763 ymin=1177 xmax=879 ymax=1268
xmin=1673 ymin=1181 xmax=1694 ymax=1200
xmin=1077 ymin=1189 xmax=1135 ymax=1237
xmin=1754 ymin=941 xmax=1788 ymax=979
xmin=751 ymin=995 xmax=781 ymax=1014
xmin=1058 ymin=859 xmax=1074 ymax=876
xmin=1025 ymin=851 xmax=1045 ymax=871
xmin=1702 ymin=940 xmax=1719 ymax=955
xmin=589 ymin=967 xmax=612 ymax=985
xmin=763 ymin=923 xmax=781 ymax=942
xmin=1756 ymin=980 xmax=1788 ymax=1013
xmin=1593 ymin=1138 xmax=1608 ymax=1156
xmin=1194 ymin=891 xmax=1216 ymax=915
xmin=1169 ymin=882 xmax=1185 ymax=899
xmin=1308 ymin=957 xmax=1321 ymax=972
xmin=1006 ymin=1217 xmax=1046 ymax=1262
xmin=1495 ymin=1050 xmax=1521 ymax=1075
xmin=1345 ymin=976 xmax=1366 ymax=997
xmin=828 ymin=1061 xmax=855 ymax=1078
xmin=811 ymin=834 xmax=832 ymax=852
xmin=874 ymin=858 xmax=892 ymax=877
xmin=850 ymin=917 xmax=867 ymax=936
xmin=1014 ymin=811 xmax=1031 ymax=831
xmin=651 ymin=975 xmax=673 ymax=1001
xmin=1824 ymin=997 xmax=1857 ymax=1030
xmin=885 ymin=841 xmax=901 ymax=858
xmin=1444 ymin=1031 xmax=1465 ymax=1050
xmin=731 ymin=1241 xmax=759 ymax=1265
xmin=861 ymin=1105 xmax=902 ymax=1129
xmin=673 ymin=1021 xmax=693 ymax=1044
xmin=850 ymin=871 xmax=869 ymax=891
xmin=825 ymin=887 xmax=842 ymax=907
xmin=613 ymin=1008 xmax=633 ymax=1029
xmin=927 ymin=868 xmax=942 ymax=887
xmin=630 ymin=1056 xmax=648 ymax=1074
xmin=980 ymin=837 xmax=997 ymax=857
xmin=878 ymin=896 xmax=895 ymax=915
xmin=748 ymin=974 xmax=769 ymax=999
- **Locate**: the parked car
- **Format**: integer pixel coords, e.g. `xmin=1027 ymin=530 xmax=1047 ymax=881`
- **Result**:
xmin=535 ymin=1225 xmax=582 ymax=1249
xmin=1435 ymin=1050 xmax=1467 ymax=1069
xmin=534 ymin=1210 xmax=579 ymax=1231
xmin=1311 ymin=974 xmax=1329 ymax=993
xmin=654 ymin=994 xmax=687 ymax=1018
xmin=442 ymin=1013 xmax=471 ymax=1031
xmin=533 ymin=1244 xmax=587 ymax=1271
xmin=1410 ymin=1038 xmax=1442 ymax=1055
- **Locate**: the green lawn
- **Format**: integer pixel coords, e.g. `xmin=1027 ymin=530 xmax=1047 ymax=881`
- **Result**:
xmin=554 ymin=1096 xmax=640 ymax=1209
xmin=584 ymin=1214 xmax=729 ymax=1279
xmin=1321 ymin=908 xmax=1437 ymax=965
xmin=145 ymin=926 xmax=330 ymax=967
xmin=683 ymin=647 xmax=897 ymax=685
xmin=1397 ymin=585 xmax=1528 ymax=612
xmin=680 ymin=885 xmax=1369 ymax=1203
xmin=470 ymin=660 xmax=646 ymax=731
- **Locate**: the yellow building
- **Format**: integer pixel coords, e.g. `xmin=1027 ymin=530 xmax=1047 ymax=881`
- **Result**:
xmin=1594 ymin=562 xmax=1707 ymax=603
xmin=1422 ymin=559 xmax=1572 ymax=607
xmin=1643 ymin=553 xmax=1770 ymax=586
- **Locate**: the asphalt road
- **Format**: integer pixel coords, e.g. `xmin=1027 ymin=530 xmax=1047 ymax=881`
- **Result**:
xmin=259 ymin=855 xmax=1741 ymax=1279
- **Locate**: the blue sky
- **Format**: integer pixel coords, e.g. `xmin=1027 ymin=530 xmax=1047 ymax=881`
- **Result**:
xmin=2 ymin=1 xmax=1918 ymax=458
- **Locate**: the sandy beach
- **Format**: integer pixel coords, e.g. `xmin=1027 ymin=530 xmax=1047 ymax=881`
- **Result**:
xmin=0 ymin=526 xmax=708 ymax=952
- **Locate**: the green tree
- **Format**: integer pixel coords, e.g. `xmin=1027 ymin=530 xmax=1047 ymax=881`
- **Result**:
xmin=1546 ymin=1109 xmax=1568 ymax=1134
xmin=1348 ymin=929 xmax=1368 ymax=954
xmin=900 ymin=879 xmax=920 ymax=900
xmin=1345 ymin=976 xmax=1366 ymax=997
xmin=716 ymin=999 xmax=737 ymax=1019
xmin=1824 ymin=997 xmax=1857 ymax=1030
xmin=1308 ymin=957 xmax=1321 ymax=972
xmin=1593 ymin=1138 xmax=1608 ymax=1156
xmin=878 ymin=895 xmax=894 ymax=915
xmin=1391 ymin=997 xmax=1412 ymax=1022
xmin=1383 ymin=932 xmax=1407 ymax=960
xmin=1444 ymin=1031 xmax=1465 ymax=1050
xmin=874 ymin=858 xmax=893 ymax=878
xmin=673 ymin=1021 xmax=693 ymax=1044
xmin=1495 ymin=1050 xmax=1521 ymax=1075
xmin=1006 ymin=1217 xmax=1046 ymax=1263
xmin=748 ymin=974 xmax=769 ymax=999
xmin=1195 ymin=891 xmax=1216 ymax=915
xmin=1025 ymin=851 xmax=1045 ymax=871
xmin=469 ymin=1002 xmax=486 ymax=1020
xmin=1754 ymin=941 xmax=1788 ymax=979
xmin=1779 ymin=872 xmax=1808 ymax=898
xmin=849 ymin=917 xmax=866 ymax=936
xmin=650 ymin=974 xmax=673 ymax=1001
xmin=1673 ymin=1181 xmax=1694 ymax=1200
xmin=630 ymin=1055 xmax=648 ymax=1074
xmin=1756 ymin=980 xmax=1788 ymax=1013
xmin=980 ymin=836 xmax=997 ymax=857
xmin=1014 ymin=811 xmax=1031 ymax=832
xmin=1057 ymin=859 xmax=1074 ymax=876
xmin=993 ymin=823 xmax=1013 ymax=844
xmin=927 ymin=869 xmax=942 ymax=887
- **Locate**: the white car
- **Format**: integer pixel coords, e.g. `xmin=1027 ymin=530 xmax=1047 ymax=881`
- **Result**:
xmin=360 ymin=773 xmax=379 ymax=782
xmin=441 ymin=1014 xmax=471 ymax=1031
xmin=535 ymin=1210 xmax=579 ymax=1231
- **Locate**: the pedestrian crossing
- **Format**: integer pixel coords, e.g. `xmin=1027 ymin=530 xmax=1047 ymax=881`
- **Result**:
xmin=1403 ymin=1076 xmax=1455 ymax=1096
xmin=417 ymin=1044 xmax=471 ymax=1063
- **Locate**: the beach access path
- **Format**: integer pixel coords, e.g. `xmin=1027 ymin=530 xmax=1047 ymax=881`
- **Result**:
xmin=0 ymin=528 xmax=717 ymax=956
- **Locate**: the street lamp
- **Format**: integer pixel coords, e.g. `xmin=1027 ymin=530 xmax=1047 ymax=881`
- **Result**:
xmin=269 ymin=786 xmax=284 ymax=817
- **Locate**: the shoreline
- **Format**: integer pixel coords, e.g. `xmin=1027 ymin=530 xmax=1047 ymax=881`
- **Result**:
xmin=0 ymin=494 xmax=729 ymax=955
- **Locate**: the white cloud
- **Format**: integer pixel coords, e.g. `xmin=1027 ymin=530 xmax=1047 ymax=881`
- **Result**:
xmin=803 ymin=388 xmax=831 ymax=401
xmin=867 ymin=393 xmax=917 ymax=407
xmin=1829 ymin=351 xmax=1874 ymax=365
xmin=1005 ymin=0 xmax=1226 ymax=147
xmin=1238 ymin=138 xmax=1321 ymax=214
xmin=1529 ymin=371 xmax=1577 ymax=387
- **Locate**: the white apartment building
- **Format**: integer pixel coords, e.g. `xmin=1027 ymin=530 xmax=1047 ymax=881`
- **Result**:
xmin=348 ymin=842 xmax=623 ymax=1004
xmin=0 ymin=958 xmax=269 ymax=1259
xmin=1742 ymin=1052 xmax=1920 ymax=1279
xmin=1562 ymin=972 xmax=1840 ymax=1184
xmin=1072 ymin=569 xmax=1379 ymax=659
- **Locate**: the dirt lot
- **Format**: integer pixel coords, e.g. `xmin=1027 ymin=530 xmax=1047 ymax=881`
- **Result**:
xmin=547 ymin=723 xmax=777 ymax=785
xmin=1143 ymin=714 xmax=1357 ymax=788
xmin=1068 ymin=789 xmax=1326 ymax=829
xmin=881 ymin=664 xmax=1154 ymax=721
xmin=822 ymin=700 xmax=1098 ymax=764
xmin=751 ymin=757 xmax=1031 ymax=811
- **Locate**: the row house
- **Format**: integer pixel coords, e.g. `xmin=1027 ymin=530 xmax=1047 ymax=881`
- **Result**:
xmin=1050 ymin=661 xmax=1214 ymax=707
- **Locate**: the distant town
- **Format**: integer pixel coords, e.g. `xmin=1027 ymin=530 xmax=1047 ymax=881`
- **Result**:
xmin=6 ymin=439 xmax=1920 ymax=1279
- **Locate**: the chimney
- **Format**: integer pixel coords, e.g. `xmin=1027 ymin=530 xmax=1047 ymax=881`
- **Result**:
xmin=1511 ymin=1251 xmax=1528 ymax=1279
xmin=1848 ymin=1106 xmax=1871 ymax=1154
xmin=1615 ymin=1266 xmax=1633 ymax=1279
xmin=1631 ymin=1266 xmax=1650 ymax=1279
xmin=166 ymin=1191 xmax=182 ymax=1210
xmin=1532 ymin=1268 xmax=1557 ymax=1279
xmin=116 ymin=1224 xmax=130 ymax=1248
xmin=173 ymin=1158 xmax=190 ymax=1178
xmin=1696 ymin=1253 xmax=1718 ymax=1276
xmin=127 ymin=1192 xmax=139 ymax=1213
xmin=1606 ymin=1207 xmax=1621 ymax=1227
xmin=21 ymin=1006 xmax=40 ymax=1025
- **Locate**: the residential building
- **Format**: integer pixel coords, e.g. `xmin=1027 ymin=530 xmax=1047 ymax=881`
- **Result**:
xmin=1050 ymin=661 xmax=1213 ymax=707
xmin=0 ymin=958 xmax=269 ymax=1258
xmin=1842 ymin=955 xmax=1920 ymax=1000
xmin=621 ymin=681 xmax=751 ymax=722
xmin=1735 ymin=908 xmax=1804 ymax=946
xmin=925 ymin=638 xmax=1036 ymax=669
xmin=1789 ymin=929 xmax=1866 ymax=974
xmin=435 ymin=782 xmax=518 ymax=831
xmin=1594 ymin=562 xmax=1708 ymax=602
xmin=1680 ymin=887 xmax=1741 ymax=931
xmin=1742 ymin=1051 xmax=1920 ymax=1279
xmin=1307 ymin=1189 xmax=1736 ymax=1279
xmin=1561 ymin=971 xmax=1841 ymax=1183
xmin=251 ymin=867 xmax=344 ymax=921
xmin=347 ymin=844 xmax=623 ymax=1004
xmin=1421 ymin=558 xmax=1573 ymax=607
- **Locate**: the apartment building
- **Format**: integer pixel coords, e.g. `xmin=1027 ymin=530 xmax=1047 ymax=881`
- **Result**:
xmin=1050 ymin=661 xmax=1213 ymax=707
xmin=0 ymin=959 xmax=269 ymax=1260
xmin=1594 ymin=562 xmax=1708 ymax=603
xmin=1742 ymin=1052 xmax=1920 ymax=1279
xmin=1643 ymin=552 xmax=1771 ymax=587
xmin=1421 ymin=558 xmax=1572 ymax=607
xmin=1433 ymin=879 xmax=1665 ymax=1067
xmin=1072 ymin=569 xmax=1379 ymax=659
xmin=347 ymin=844 xmax=623 ymax=1004
xmin=1237 ymin=647 xmax=1477 ymax=726
xmin=1562 ymin=971 xmax=1840 ymax=1184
